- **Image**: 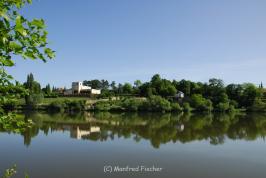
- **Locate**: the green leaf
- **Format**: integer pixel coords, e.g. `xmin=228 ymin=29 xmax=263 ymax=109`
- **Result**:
xmin=2 ymin=37 xmax=8 ymax=44
xmin=15 ymin=16 xmax=27 ymax=36
xmin=31 ymin=19 xmax=45 ymax=28
xmin=1 ymin=59 xmax=15 ymax=67
xmin=15 ymin=15 xmax=22 ymax=27
xmin=44 ymin=48 xmax=55 ymax=59
xmin=23 ymin=51 xmax=37 ymax=60
xmin=9 ymin=41 xmax=22 ymax=50
xmin=0 ymin=10 xmax=9 ymax=21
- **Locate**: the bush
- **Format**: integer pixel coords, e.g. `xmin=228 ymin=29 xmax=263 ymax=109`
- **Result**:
xmin=65 ymin=100 xmax=86 ymax=111
xmin=190 ymin=94 xmax=213 ymax=112
xmin=47 ymin=100 xmax=66 ymax=112
xmin=142 ymin=96 xmax=171 ymax=112
xmin=228 ymin=104 xmax=236 ymax=112
xmin=122 ymin=98 xmax=142 ymax=111
xmin=248 ymin=99 xmax=266 ymax=112
xmin=183 ymin=102 xmax=192 ymax=113
xmin=1 ymin=99 xmax=18 ymax=111
xmin=25 ymin=93 xmax=44 ymax=108
xmin=216 ymin=102 xmax=230 ymax=112
xmin=171 ymin=103 xmax=182 ymax=112
xmin=94 ymin=101 xmax=112 ymax=111
xmin=47 ymin=99 xmax=86 ymax=112
xmin=44 ymin=93 xmax=58 ymax=98
xmin=230 ymin=100 xmax=238 ymax=108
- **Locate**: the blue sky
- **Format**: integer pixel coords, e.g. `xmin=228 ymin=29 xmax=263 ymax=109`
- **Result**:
xmin=7 ymin=0 xmax=266 ymax=88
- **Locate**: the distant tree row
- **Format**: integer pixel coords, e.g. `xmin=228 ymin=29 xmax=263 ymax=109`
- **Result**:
xmin=2 ymin=73 xmax=265 ymax=112
xmin=83 ymin=74 xmax=266 ymax=112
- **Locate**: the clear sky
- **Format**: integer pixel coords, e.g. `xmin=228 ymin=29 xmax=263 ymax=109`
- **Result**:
xmin=7 ymin=0 xmax=266 ymax=88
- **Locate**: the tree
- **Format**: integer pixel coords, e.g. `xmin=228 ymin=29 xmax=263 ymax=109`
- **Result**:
xmin=101 ymin=79 xmax=109 ymax=90
xmin=151 ymin=74 xmax=161 ymax=85
xmin=83 ymin=80 xmax=101 ymax=89
xmin=42 ymin=84 xmax=51 ymax=95
xmin=110 ymin=81 xmax=117 ymax=91
xmin=177 ymin=79 xmax=191 ymax=96
xmin=226 ymin=84 xmax=243 ymax=104
xmin=117 ymin=83 xmax=123 ymax=94
xmin=158 ymin=79 xmax=177 ymax=97
xmin=241 ymin=83 xmax=261 ymax=108
xmin=0 ymin=0 xmax=55 ymax=119
xmin=190 ymin=94 xmax=213 ymax=112
xmin=24 ymin=73 xmax=43 ymax=107
xmin=205 ymin=78 xmax=228 ymax=107
xmin=133 ymin=80 xmax=142 ymax=95
xmin=83 ymin=79 xmax=109 ymax=90
xmin=209 ymin=78 xmax=224 ymax=88
xmin=134 ymin=80 xmax=142 ymax=88
xmin=123 ymin=83 xmax=133 ymax=94
xmin=259 ymin=82 xmax=263 ymax=89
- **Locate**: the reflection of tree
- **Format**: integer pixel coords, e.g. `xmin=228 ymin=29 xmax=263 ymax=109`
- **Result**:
xmin=14 ymin=112 xmax=266 ymax=148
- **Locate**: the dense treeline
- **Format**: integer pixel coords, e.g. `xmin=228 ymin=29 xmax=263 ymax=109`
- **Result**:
xmin=1 ymin=73 xmax=266 ymax=113
xmin=83 ymin=74 xmax=266 ymax=112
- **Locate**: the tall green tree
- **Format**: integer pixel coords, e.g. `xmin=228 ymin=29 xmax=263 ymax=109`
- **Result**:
xmin=24 ymin=73 xmax=43 ymax=107
xmin=123 ymin=83 xmax=133 ymax=94
xmin=0 ymin=0 xmax=55 ymax=119
xmin=42 ymin=84 xmax=51 ymax=95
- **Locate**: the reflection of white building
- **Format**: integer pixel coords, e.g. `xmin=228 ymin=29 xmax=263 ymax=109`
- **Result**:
xmin=176 ymin=124 xmax=185 ymax=131
xmin=64 ymin=82 xmax=101 ymax=95
xmin=70 ymin=126 xmax=101 ymax=139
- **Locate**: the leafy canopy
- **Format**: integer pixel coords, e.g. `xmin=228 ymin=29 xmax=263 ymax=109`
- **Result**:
xmin=0 ymin=0 xmax=55 ymax=126
xmin=0 ymin=0 xmax=55 ymax=68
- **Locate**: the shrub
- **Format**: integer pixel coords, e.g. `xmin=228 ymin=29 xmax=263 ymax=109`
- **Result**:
xmin=190 ymin=94 xmax=213 ymax=112
xmin=183 ymin=102 xmax=192 ymax=113
xmin=1 ymin=99 xmax=18 ymax=111
xmin=48 ymin=99 xmax=86 ymax=112
xmin=171 ymin=103 xmax=182 ymax=112
xmin=228 ymin=104 xmax=236 ymax=112
xmin=44 ymin=93 xmax=58 ymax=98
xmin=25 ymin=93 xmax=44 ymax=108
xmin=65 ymin=100 xmax=86 ymax=111
xmin=47 ymin=100 xmax=66 ymax=112
xmin=248 ymin=99 xmax=266 ymax=112
xmin=122 ymin=98 xmax=142 ymax=111
xmin=94 ymin=101 xmax=112 ymax=111
xmin=143 ymin=96 xmax=171 ymax=112
xmin=216 ymin=102 xmax=230 ymax=112
xmin=229 ymin=100 xmax=238 ymax=108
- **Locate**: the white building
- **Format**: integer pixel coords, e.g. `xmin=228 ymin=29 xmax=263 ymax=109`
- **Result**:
xmin=64 ymin=81 xmax=101 ymax=95
xmin=176 ymin=91 xmax=184 ymax=98
xmin=72 ymin=82 xmax=91 ymax=94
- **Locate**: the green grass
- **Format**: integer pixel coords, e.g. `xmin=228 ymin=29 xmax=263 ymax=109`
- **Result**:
xmin=18 ymin=97 xmax=98 ymax=105
xmin=41 ymin=97 xmax=89 ymax=104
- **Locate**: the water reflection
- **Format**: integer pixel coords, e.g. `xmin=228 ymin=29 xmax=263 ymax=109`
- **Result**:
xmin=2 ymin=112 xmax=266 ymax=148
xmin=70 ymin=126 xmax=100 ymax=139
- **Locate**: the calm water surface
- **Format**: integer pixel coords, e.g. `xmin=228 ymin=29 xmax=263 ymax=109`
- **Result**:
xmin=1 ymin=112 xmax=266 ymax=178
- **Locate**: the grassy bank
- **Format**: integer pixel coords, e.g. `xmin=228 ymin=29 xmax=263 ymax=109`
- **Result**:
xmin=40 ymin=96 xmax=241 ymax=113
xmin=3 ymin=96 xmax=258 ymax=114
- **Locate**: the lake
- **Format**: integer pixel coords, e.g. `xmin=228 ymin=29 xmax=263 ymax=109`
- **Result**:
xmin=1 ymin=112 xmax=266 ymax=178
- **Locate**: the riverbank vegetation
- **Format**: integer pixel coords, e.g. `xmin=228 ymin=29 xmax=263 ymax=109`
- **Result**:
xmin=1 ymin=73 xmax=266 ymax=114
